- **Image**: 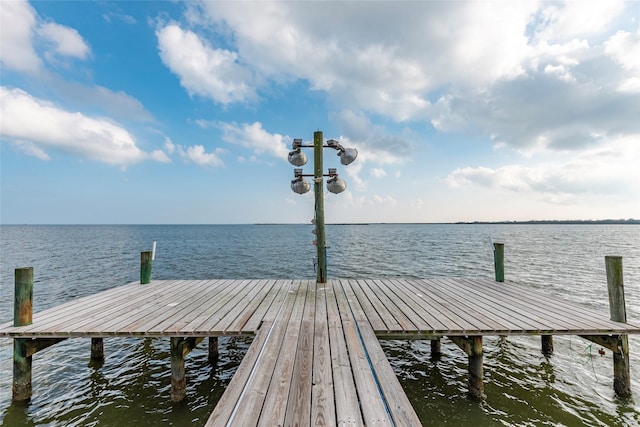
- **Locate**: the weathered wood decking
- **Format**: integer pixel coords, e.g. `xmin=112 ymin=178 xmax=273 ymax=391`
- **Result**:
xmin=2 ymin=278 xmax=639 ymax=425
xmin=2 ymin=278 xmax=637 ymax=338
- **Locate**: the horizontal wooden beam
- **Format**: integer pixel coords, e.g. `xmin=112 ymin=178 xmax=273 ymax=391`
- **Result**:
xmin=182 ymin=337 xmax=204 ymax=358
xmin=24 ymin=338 xmax=67 ymax=357
xmin=580 ymin=335 xmax=620 ymax=352
xmin=448 ymin=336 xmax=473 ymax=356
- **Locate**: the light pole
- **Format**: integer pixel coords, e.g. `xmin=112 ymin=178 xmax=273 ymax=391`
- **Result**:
xmin=288 ymin=130 xmax=357 ymax=283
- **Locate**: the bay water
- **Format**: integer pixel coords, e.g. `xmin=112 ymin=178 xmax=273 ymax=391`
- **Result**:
xmin=0 ymin=224 xmax=638 ymax=426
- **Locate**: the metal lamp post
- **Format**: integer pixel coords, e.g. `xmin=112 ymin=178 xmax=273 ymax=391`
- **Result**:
xmin=288 ymin=130 xmax=357 ymax=283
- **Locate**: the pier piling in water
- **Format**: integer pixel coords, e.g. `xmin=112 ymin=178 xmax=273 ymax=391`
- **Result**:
xmin=91 ymin=338 xmax=104 ymax=362
xmin=450 ymin=335 xmax=484 ymax=399
xmin=605 ymin=256 xmax=631 ymax=397
xmin=208 ymin=337 xmax=219 ymax=363
xmin=13 ymin=268 xmax=33 ymax=402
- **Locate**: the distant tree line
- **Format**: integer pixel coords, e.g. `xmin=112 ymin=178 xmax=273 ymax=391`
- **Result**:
xmin=455 ymin=219 xmax=639 ymax=225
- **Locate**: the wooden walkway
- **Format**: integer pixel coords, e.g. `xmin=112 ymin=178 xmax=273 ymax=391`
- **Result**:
xmin=2 ymin=278 xmax=639 ymax=425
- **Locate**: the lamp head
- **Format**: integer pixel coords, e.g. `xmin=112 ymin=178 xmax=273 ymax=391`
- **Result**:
xmin=338 ymin=147 xmax=358 ymax=165
xmin=291 ymin=177 xmax=311 ymax=194
xmin=326 ymin=175 xmax=346 ymax=194
xmin=288 ymin=149 xmax=307 ymax=166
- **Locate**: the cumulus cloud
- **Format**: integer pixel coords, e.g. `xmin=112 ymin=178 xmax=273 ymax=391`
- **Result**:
xmin=178 ymin=145 xmax=224 ymax=167
xmin=166 ymin=1 xmax=638 ymax=158
xmin=0 ymin=0 xmax=41 ymax=72
xmin=156 ymin=23 xmax=257 ymax=104
xmin=0 ymin=86 xmax=160 ymax=166
xmin=371 ymin=168 xmax=387 ymax=178
xmin=38 ymin=22 xmax=90 ymax=61
xmin=330 ymin=110 xmax=414 ymax=164
xmin=217 ymin=121 xmax=289 ymax=159
xmin=445 ymin=136 xmax=640 ymax=200
xmin=1 ymin=0 xmax=92 ymax=72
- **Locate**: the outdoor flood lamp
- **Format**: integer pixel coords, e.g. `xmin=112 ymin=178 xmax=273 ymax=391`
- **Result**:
xmin=326 ymin=139 xmax=358 ymax=165
xmin=291 ymin=168 xmax=311 ymax=194
xmin=288 ymin=138 xmax=308 ymax=166
xmin=338 ymin=147 xmax=358 ymax=165
xmin=326 ymin=174 xmax=346 ymax=194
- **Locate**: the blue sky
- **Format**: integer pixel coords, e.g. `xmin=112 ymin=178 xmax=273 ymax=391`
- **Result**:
xmin=1 ymin=1 xmax=639 ymax=224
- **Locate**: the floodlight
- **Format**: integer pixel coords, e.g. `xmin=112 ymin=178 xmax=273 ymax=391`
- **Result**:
xmin=288 ymin=149 xmax=307 ymax=166
xmin=291 ymin=177 xmax=311 ymax=194
xmin=338 ymin=148 xmax=358 ymax=165
xmin=326 ymin=175 xmax=346 ymax=194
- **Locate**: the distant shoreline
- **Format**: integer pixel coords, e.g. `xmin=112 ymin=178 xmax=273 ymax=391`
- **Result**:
xmin=2 ymin=219 xmax=638 ymax=226
xmin=453 ymin=219 xmax=639 ymax=225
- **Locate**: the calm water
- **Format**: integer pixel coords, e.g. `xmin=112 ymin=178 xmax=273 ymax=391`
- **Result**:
xmin=0 ymin=224 xmax=638 ymax=426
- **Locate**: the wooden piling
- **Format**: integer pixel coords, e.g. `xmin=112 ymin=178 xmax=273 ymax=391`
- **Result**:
xmin=605 ymin=256 xmax=631 ymax=397
xmin=541 ymin=335 xmax=553 ymax=356
xmin=449 ymin=335 xmax=484 ymax=399
xmin=170 ymin=337 xmax=186 ymax=402
xmin=208 ymin=337 xmax=219 ymax=363
xmin=91 ymin=338 xmax=104 ymax=362
xmin=468 ymin=336 xmax=483 ymax=399
xmin=140 ymin=251 xmax=153 ymax=284
xmin=13 ymin=267 xmax=33 ymax=402
xmin=493 ymin=243 xmax=504 ymax=282
xmin=430 ymin=338 xmax=441 ymax=360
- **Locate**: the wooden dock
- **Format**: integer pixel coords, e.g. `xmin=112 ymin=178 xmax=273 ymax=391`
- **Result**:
xmin=2 ymin=276 xmax=639 ymax=425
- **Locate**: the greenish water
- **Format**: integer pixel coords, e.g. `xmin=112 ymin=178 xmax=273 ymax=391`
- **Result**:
xmin=1 ymin=224 xmax=638 ymax=426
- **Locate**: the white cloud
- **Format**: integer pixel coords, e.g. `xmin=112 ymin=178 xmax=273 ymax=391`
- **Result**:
xmin=445 ymin=136 xmax=640 ymax=200
xmin=38 ymin=22 xmax=90 ymax=60
xmin=0 ymin=86 xmax=156 ymax=166
xmin=604 ymin=28 xmax=640 ymax=93
xmin=0 ymin=0 xmax=41 ymax=72
xmin=0 ymin=1 xmax=92 ymax=72
xmin=371 ymin=168 xmax=387 ymax=178
xmin=173 ymin=1 xmax=638 ymax=158
xmin=178 ymin=145 xmax=224 ymax=167
xmin=531 ymin=0 xmax=627 ymax=42
xmin=156 ymin=23 xmax=256 ymax=104
xmin=218 ymin=121 xmax=289 ymax=159
xmin=372 ymin=195 xmax=397 ymax=206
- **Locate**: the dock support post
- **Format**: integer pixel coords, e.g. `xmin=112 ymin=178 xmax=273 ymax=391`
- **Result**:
xmin=449 ymin=336 xmax=484 ymax=399
xmin=140 ymin=251 xmax=153 ymax=284
xmin=493 ymin=243 xmax=504 ymax=282
xmin=13 ymin=267 xmax=33 ymax=402
xmin=170 ymin=337 xmax=186 ymax=402
xmin=91 ymin=338 xmax=104 ymax=362
xmin=468 ymin=336 xmax=483 ymax=399
xmin=430 ymin=338 xmax=441 ymax=360
xmin=541 ymin=335 xmax=553 ymax=356
xmin=208 ymin=337 xmax=219 ymax=363
xmin=605 ymin=256 xmax=631 ymax=397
